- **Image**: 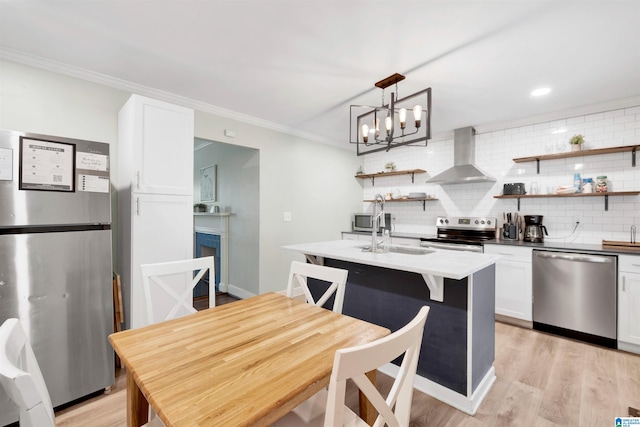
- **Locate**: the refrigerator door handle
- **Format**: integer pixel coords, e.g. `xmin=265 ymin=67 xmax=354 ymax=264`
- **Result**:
xmin=136 ymin=170 xmax=141 ymax=189
xmin=136 ymin=197 xmax=140 ymax=216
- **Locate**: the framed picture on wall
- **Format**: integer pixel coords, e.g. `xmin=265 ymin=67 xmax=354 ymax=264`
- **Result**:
xmin=200 ymin=164 xmax=217 ymax=202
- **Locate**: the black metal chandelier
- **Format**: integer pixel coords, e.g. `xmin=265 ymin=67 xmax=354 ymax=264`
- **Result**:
xmin=350 ymin=73 xmax=431 ymax=156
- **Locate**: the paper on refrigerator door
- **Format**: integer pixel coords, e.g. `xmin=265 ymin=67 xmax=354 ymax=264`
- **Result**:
xmin=78 ymin=174 xmax=109 ymax=193
xmin=0 ymin=148 xmax=12 ymax=180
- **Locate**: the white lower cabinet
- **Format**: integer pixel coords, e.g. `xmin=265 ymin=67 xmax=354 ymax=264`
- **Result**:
xmin=618 ymin=255 xmax=640 ymax=353
xmin=341 ymin=232 xmax=370 ymax=242
xmin=484 ymin=244 xmax=532 ymax=323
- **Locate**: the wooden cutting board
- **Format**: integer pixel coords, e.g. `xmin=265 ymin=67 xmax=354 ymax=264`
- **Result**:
xmin=602 ymin=240 xmax=640 ymax=251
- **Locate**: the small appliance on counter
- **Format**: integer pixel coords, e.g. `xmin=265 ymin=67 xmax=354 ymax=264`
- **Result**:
xmin=503 ymin=183 xmax=526 ymax=195
xmin=523 ymin=215 xmax=548 ymax=243
xmin=501 ymin=212 xmax=520 ymax=240
xmin=352 ymin=212 xmax=392 ymax=233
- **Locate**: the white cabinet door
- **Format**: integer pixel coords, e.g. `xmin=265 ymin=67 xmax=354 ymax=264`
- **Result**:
xmin=484 ymin=245 xmax=532 ymax=322
xmin=341 ymin=232 xmax=371 ymax=242
xmin=119 ymin=95 xmax=194 ymax=196
xmin=494 ymin=259 xmax=532 ymax=321
xmin=130 ymin=193 xmax=194 ymax=329
xmin=618 ymin=256 xmax=640 ymax=349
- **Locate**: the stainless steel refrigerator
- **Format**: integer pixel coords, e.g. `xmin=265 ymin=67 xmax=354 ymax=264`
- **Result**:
xmin=0 ymin=129 xmax=114 ymax=425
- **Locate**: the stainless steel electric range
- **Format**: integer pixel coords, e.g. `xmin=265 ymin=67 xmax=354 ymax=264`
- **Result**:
xmin=420 ymin=216 xmax=497 ymax=252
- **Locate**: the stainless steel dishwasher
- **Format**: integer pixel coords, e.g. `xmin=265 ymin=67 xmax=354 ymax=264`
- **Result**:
xmin=532 ymin=249 xmax=617 ymax=348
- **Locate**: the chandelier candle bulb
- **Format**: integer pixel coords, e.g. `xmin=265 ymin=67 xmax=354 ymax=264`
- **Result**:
xmin=361 ymin=124 xmax=369 ymax=143
xmin=413 ymin=105 xmax=422 ymax=127
xmin=399 ymin=108 xmax=407 ymax=129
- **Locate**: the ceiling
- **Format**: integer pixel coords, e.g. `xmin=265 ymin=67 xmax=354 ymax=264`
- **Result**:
xmin=1 ymin=1 xmax=639 ymax=149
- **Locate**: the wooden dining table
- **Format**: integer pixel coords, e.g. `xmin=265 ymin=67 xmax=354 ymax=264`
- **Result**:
xmin=109 ymin=292 xmax=390 ymax=427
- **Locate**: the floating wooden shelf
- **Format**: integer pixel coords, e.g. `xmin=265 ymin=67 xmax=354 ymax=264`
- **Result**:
xmin=363 ymin=196 xmax=438 ymax=211
xmin=494 ymin=191 xmax=640 ymax=211
xmin=355 ymin=169 xmax=426 ymax=185
xmin=513 ymin=145 xmax=638 ymax=173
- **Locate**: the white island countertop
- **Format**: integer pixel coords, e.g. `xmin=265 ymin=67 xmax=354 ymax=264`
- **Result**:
xmin=283 ymin=239 xmax=498 ymax=280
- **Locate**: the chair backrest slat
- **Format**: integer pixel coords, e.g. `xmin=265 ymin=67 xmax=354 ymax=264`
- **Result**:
xmin=140 ymin=256 xmax=215 ymax=326
xmin=285 ymin=261 xmax=348 ymax=313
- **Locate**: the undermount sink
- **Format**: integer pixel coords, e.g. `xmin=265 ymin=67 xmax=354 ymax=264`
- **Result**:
xmin=389 ymin=245 xmax=435 ymax=255
xmin=357 ymin=244 xmax=434 ymax=255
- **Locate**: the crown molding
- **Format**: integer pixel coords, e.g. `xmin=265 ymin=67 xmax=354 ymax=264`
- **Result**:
xmin=0 ymin=48 xmax=341 ymax=147
xmin=3 ymin=48 xmax=637 ymax=151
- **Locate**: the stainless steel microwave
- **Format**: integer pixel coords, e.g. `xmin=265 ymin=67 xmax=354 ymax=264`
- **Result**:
xmin=352 ymin=213 xmax=392 ymax=232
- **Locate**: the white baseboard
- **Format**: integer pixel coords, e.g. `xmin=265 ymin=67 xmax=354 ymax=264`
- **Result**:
xmin=225 ymin=284 xmax=255 ymax=300
xmin=618 ymin=340 xmax=640 ymax=355
xmin=378 ymin=363 xmax=496 ymax=416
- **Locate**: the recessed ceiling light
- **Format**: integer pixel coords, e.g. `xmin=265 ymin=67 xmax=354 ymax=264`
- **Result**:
xmin=530 ymin=87 xmax=551 ymax=97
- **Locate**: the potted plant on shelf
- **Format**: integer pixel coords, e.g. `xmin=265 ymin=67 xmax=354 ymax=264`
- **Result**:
xmin=384 ymin=161 xmax=396 ymax=172
xmin=569 ymin=134 xmax=585 ymax=151
xmin=194 ymin=203 xmax=207 ymax=212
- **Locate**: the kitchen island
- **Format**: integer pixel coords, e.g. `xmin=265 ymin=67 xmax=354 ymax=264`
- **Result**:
xmin=283 ymin=239 xmax=498 ymax=415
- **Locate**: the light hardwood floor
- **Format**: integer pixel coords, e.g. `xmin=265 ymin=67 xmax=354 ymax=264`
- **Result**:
xmin=54 ymin=318 xmax=640 ymax=426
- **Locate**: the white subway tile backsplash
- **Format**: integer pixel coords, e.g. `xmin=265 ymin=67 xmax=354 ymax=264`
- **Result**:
xmin=362 ymin=105 xmax=640 ymax=243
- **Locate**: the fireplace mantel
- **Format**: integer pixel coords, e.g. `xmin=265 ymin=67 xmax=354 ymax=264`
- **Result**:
xmin=194 ymin=213 xmax=231 ymax=293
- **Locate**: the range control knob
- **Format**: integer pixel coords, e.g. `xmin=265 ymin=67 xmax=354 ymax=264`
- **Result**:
xmin=487 ymin=220 xmax=492 ymax=225
xmin=445 ymin=219 xmax=449 ymax=224
xmin=481 ymin=220 xmax=485 ymax=224
xmin=475 ymin=220 xmax=479 ymax=224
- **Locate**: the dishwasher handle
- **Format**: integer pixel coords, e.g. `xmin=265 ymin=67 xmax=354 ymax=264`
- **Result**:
xmin=536 ymin=252 xmax=612 ymax=264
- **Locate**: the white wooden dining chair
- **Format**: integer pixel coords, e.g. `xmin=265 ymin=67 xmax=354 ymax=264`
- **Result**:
xmin=0 ymin=318 xmax=165 ymax=427
xmin=273 ymin=306 xmax=430 ymax=427
xmin=0 ymin=318 xmax=55 ymax=427
xmin=285 ymin=261 xmax=349 ymax=313
xmin=140 ymin=256 xmax=215 ymax=326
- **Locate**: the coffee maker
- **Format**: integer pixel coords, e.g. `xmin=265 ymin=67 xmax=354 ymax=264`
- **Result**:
xmin=523 ymin=215 xmax=548 ymax=243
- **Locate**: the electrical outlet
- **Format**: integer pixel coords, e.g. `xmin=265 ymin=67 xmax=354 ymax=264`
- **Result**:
xmin=283 ymin=211 xmax=292 ymax=222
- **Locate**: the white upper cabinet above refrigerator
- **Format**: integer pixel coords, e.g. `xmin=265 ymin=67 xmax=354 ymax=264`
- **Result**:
xmin=118 ymin=94 xmax=194 ymax=195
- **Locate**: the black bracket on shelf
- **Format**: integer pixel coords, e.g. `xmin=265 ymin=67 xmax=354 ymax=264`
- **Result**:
xmin=420 ymin=200 xmax=426 ymax=211
xmin=604 ymin=195 xmax=609 ymax=211
xmin=409 ymin=172 xmax=417 ymax=183
xmin=633 ymin=147 xmax=637 ymax=167
xmin=536 ymin=159 xmax=540 ymax=174
xmin=369 ymin=176 xmax=376 ymax=186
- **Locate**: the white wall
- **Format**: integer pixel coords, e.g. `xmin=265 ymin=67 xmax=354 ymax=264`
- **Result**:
xmin=0 ymin=59 xmax=364 ymax=297
xmin=194 ymin=112 xmax=364 ymax=293
xmin=362 ymin=106 xmax=640 ymax=244
xmin=0 ymin=59 xmax=129 ymax=267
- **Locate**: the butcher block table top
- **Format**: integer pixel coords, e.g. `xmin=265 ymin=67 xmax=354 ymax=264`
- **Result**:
xmin=109 ymin=292 xmax=390 ymax=427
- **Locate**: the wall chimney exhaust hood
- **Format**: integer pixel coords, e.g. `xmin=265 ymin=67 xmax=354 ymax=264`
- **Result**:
xmin=426 ymin=126 xmax=496 ymax=184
